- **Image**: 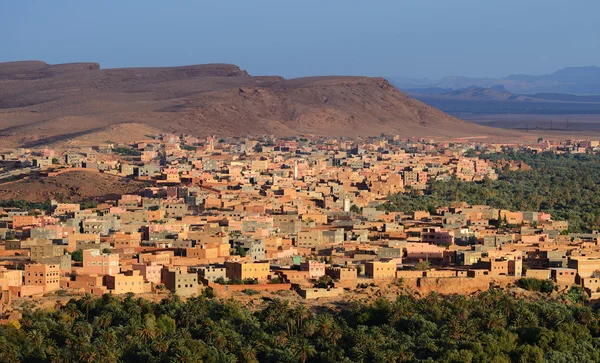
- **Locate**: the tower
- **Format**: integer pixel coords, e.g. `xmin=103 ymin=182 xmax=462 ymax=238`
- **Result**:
xmin=293 ymin=161 xmax=299 ymax=181
xmin=343 ymin=198 xmax=351 ymax=213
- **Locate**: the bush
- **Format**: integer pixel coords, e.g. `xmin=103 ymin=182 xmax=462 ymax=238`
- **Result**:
xmin=114 ymin=147 xmax=142 ymax=156
xmin=71 ymin=250 xmax=84 ymax=262
xmin=414 ymin=261 xmax=431 ymax=271
xmin=517 ymin=278 xmax=555 ymax=293
xmin=213 ymin=277 xmax=227 ymax=285
xmin=315 ymin=275 xmax=334 ymax=288
xmin=242 ymin=289 xmax=259 ymax=296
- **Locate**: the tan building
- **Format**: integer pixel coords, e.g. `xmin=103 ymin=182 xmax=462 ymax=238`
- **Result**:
xmin=297 ymin=230 xmax=323 ymax=249
xmin=67 ymin=233 xmax=100 ymax=252
xmin=325 ymin=266 xmax=357 ymax=281
xmin=0 ymin=267 xmax=23 ymax=288
xmin=568 ymin=257 xmax=600 ymax=278
xmin=31 ymin=244 xmax=64 ymax=261
xmin=161 ymin=267 xmax=198 ymax=296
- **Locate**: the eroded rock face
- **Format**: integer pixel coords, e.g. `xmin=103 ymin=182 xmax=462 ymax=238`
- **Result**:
xmin=0 ymin=61 xmax=511 ymax=147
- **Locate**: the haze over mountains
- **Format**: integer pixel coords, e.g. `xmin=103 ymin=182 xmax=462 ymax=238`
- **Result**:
xmin=0 ymin=61 xmax=509 ymax=147
xmin=391 ymin=66 xmax=600 ymax=95
xmin=394 ymin=67 xmax=600 ymax=119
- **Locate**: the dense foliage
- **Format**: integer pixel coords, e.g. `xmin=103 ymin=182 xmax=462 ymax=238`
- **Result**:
xmin=0 ymin=198 xmax=52 ymax=211
xmin=114 ymin=147 xmax=142 ymax=157
xmin=2 ymin=290 xmax=600 ymax=362
xmin=382 ymin=152 xmax=600 ymax=232
xmin=517 ymin=278 xmax=555 ymax=293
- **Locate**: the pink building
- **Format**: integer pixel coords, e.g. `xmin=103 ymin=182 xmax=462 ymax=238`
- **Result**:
xmin=405 ymin=243 xmax=445 ymax=260
xmin=132 ymin=262 xmax=163 ymax=284
xmin=82 ymin=249 xmax=120 ymax=275
xmin=300 ymin=261 xmax=326 ymax=279
xmin=421 ymin=227 xmax=454 ymax=246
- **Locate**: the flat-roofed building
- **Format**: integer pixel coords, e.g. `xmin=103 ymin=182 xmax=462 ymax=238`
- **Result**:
xmin=225 ymin=261 xmax=270 ymax=282
xmin=161 ymin=267 xmax=198 ymax=296
xmin=24 ymin=263 xmax=60 ymax=292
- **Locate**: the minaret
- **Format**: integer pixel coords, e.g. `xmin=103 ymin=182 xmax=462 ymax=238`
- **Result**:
xmin=344 ymin=198 xmax=351 ymax=213
xmin=293 ymin=161 xmax=299 ymax=181
xmin=206 ymin=136 xmax=215 ymax=153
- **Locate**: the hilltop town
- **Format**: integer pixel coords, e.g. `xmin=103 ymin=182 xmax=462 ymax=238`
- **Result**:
xmin=1 ymin=134 xmax=600 ymax=319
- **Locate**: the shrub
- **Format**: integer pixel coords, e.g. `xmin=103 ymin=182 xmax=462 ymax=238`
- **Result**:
xmin=517 ymin=278 xmax=555 ymax=293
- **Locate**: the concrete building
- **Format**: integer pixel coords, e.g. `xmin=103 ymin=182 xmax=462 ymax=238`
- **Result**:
xmin=195 ymin=265 xmax=227 ymax=282
xmin=161 ymin=267 xmax=198 ymax=296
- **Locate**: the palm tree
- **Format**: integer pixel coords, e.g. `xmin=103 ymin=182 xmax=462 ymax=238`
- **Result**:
xmin=290 ymin=338 xmax=316 ymax=363
xmin=153 ymin=336 xmax=170 ymax=354
xmin=137 ymin=324 xmax=155 ymax=344
xmin=80 ymin=293 xmax=95 ymax=320
xmin=80 ymin=347 xmax=100 ymax=363
xmin=238 ymin=345 xmax=259 ymax=363
xmin=64 ymin=303 xmax=81 ymax=320
xmin=293 ymin=304 xmax=312 ymax=331
xmin=93 ymin=311 xmax=113 ymax=330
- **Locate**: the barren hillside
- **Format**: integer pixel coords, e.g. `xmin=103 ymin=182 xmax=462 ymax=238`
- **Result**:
xmin=0 ymin=171 xmax=148 ymax=202
xmin=0 ymin=61 xmax=514 ymax=146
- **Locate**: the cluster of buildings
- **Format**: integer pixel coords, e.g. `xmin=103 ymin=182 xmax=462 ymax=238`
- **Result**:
xmin=1 ymin=134 xmax=600 ymax=305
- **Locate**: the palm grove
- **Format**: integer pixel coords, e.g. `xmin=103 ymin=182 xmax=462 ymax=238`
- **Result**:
xmin=382 ymin=152 xmax=600 ymax=233
xmin=2 ymin=289 xmax=600 ymax=362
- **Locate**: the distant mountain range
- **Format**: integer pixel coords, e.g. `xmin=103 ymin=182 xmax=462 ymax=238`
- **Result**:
xmin=390 ymin=66 xmax=600 ymax=95
xmin=408 ymin=86 xmax=600 ymax=104
xmin=403 ymin=85 xmax=600 ymax=117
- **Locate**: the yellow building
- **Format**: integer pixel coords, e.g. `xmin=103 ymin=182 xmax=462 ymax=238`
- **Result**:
xmin=225 ymin=261 xmax=270 ymax=282
xmin=105 ymin=270 xmax=145 ymax=294
xmin=365 ymin=261 xmax=397 ymax=279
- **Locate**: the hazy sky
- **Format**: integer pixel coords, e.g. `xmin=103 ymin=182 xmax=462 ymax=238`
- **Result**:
xmin=1 ymin=0 xmax=598 ymax=79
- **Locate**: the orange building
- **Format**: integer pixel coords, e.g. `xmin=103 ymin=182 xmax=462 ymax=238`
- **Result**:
xmin=12 ymin=215 xmax=39 ymax=229
xmin=113 ymin=232 xmax=141 ymax=249
xmin=24 ymin=263 xmax=60 ymax=292
xmin=138 ymin=251 xmax=174 ymax=265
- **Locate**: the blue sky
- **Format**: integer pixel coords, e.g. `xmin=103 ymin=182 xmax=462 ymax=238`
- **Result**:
xmin=1 ymin=0 xmax=598 ymax=79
